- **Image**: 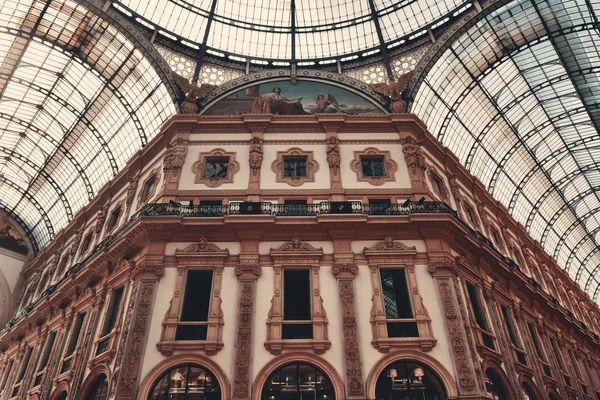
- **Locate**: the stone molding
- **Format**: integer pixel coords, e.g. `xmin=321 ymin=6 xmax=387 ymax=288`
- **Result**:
xmin=270 ymin=147 xmax=319 ymax=187
xmin=191 ymin=148 xmax=240 ymax=187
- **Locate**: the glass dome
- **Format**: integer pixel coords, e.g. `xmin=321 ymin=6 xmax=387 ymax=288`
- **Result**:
xmin=112 ymin=0 xmax=472 ymax=64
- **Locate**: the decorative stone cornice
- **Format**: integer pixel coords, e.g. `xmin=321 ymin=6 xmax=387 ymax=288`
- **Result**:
xmin=177 ymin=237 xmax=229 ymax=254
xmin=270 ymin=237 xmax=322 ymax=253
xmin=331 ymin=264 xmax=359 ymax=279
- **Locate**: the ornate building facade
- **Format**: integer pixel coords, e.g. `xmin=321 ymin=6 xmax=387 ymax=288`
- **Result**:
xmin=0 ymin=106 xmax=599 ymax=400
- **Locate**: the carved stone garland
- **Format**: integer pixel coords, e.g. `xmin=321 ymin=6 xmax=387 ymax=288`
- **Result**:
xmin=265 ymin=238 xmax=330 ymax=355
xmin=232 ymin=265 xmax=261 ymax=399
xmin=428 ymin=260 xmax=481 ymax=396
xmin=332 ymin=264 xmax=364 ymax=397
xmin=364 ymin=237 xmax=435 ymax=353
xmin=115 ymin=280 xmax=157 ymax=400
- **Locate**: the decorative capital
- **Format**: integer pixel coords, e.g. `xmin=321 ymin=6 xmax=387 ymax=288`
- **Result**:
xmin=332 ymin=264 xmax=359 ymax=278
xmin=234 ymin=265 xmax=262 ymax=280
xmin=132 ymin=257 xmax=165 ymax=280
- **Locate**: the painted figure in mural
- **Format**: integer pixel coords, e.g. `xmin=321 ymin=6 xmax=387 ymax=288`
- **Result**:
xmin=314 ymin=93 xmax=343 ymax=113
xmin=251 ymin=87 xmax=307 ymax=114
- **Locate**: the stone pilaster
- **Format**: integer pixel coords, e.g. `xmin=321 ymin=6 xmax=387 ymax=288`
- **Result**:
xmin=113 ymin=259 xmax=160 ymax=400
xmin=232 ymin=262 xmax=261 ymax=399
xmin=428 ymin=257 xmax=484 ymax=397
xmin=332 ymin=264 xmax=364 ymax=398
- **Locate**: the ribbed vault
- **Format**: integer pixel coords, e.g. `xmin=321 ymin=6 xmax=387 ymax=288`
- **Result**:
xmin=0 ymin=0 xmax=176 ymax=250
xmin=412 ymin=0 xmax=600 ymax=300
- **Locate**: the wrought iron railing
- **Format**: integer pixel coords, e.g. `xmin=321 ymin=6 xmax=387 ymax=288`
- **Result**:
xmin=3 ymin=200 xmax=592 ymax=338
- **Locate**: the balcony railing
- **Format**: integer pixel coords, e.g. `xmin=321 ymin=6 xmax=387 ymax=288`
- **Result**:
xmin=2 ymin=200 xmax=594 ymax=339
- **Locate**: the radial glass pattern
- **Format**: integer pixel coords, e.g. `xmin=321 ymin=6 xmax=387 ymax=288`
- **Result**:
xmin=113 ymin=0 xmax=470 ymax=62
xmin=413 ymin=0 xmax=600 ymax=300
xmin=0 ymin=0 xmax=176 ymax=249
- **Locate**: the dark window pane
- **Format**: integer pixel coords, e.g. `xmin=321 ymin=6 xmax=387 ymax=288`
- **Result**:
xmin=175 ymin=325 xmax=208 ymax=340
xmin=500 ymin=305 xmax=520 ymax=347
xmin=282 ymin=323 xmax=313 ymax=339
xmin=466 ymin=282 xmax=488 ymax=330
xmin=361 ymin=157 xmax=385 ymax=177
xmin=66 ymin=312 xmax=86 ymax=356
xmin=181 ymin=270 xmax=213 ymax=321
xmin=38 ymin=331 xmax=56 ymax=370
xmin=204 ymin=158 xmax=229 ymax=178
xmin=380 ymin=269 xmax=413 ymax=319
xmin=107 ymin=208 xmax=121 ymax=230
xmin=284 ymin=158 xmax=307 ymax=177
xmin=431 ymin=174 xmax=443 ymax=194
xmin=386 ymin=321 xmax=419 ymax=337
xmin=16 ymin=347 xmax=32 ymax=383
xmin=528 ymin=323 xmax=545 ymax=360
xmin=284 ymin=269 xmax=311 ymax=320
xmin=102 ymin=287 xmax=124 ymax=335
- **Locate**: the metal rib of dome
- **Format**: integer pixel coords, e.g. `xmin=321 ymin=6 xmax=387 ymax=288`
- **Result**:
xmin=412 ymin=0 xmax=600 ymax=300
xmin=112 ymin=0 xmax=471 ymax=64
xmin=0 ymin=0 xmax=176 ymax=250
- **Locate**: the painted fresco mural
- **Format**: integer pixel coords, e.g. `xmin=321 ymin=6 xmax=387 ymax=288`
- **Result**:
xmin=203 ymin=80 xmax=384 ymax=115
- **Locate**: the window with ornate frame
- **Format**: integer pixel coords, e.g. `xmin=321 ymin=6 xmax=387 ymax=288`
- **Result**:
xmin=350 ymin=147 xmax=398 ymax=186
xmin=106 ymin=203 xmax=123 ymax=233
xmin=158 ymin=238 xmax=226 ymax=356
xmin=148 ymin=364 xmax=221 ymax=400
xmin=0 ymin=359 xmax=13 ymax=392
xmin=261 ymin=362 xmax=336 ymax=400
xmin=265 ymin=238 xmax=330 ymax=355
xmin=10 ymin=346 xmax=32 ymax=398
xmin=427 ymin=166 xmax=449 ymax=201
xmin=139 ymin=169 xmax=160 ymax=205
xmin=58 ymin=312 xmax=86 ymax=378
xmin=31 ymin=331 xmax=57 ymax=389
xmin=271 ymin=148 xmax=319 ymax=186
xmin=462 ymin=202 xmax=479 ymax=228
xmin=527 ymin=322 xmax=552 ymax=378
xmin=79 ymin=232 xmax=93 ymax=257
xmin=463 ymin=281 xmax=496 ymax=353
xmin=192 ymin=149 xmax=240 ymax=187
xmin=499 ymin=304 xmax=527 ymax=366
xmin=549 ymin=336 xmax=573 ymax=388
xmin=364 ymin=237 xmax=436 ymax=352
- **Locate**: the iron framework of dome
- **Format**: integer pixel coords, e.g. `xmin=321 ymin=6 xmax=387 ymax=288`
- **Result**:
xmin=112 ymin=0 xmax=472 ymax=69
xmin=412 ymin=0 xmax=600 ymax=300
xmin=0 ymin=0 xmax=176 ymax=250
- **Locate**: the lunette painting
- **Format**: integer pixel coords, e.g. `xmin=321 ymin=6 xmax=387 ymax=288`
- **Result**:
xmin=203 ymin=80 xmax=384 ymax=115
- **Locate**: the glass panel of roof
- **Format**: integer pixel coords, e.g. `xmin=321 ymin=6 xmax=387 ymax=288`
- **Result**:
xmin=0 ymin=0 xmax=175 ymax=249
xmin=413 ymin=0 xmax=600 ymax=300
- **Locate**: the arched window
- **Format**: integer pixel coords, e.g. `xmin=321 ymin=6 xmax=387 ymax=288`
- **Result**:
xmin=85 ymin=374 xmax=108 ymax=400
xmin=375 ymin=360 xmax=446 ymax=400
xmin=521 ymin=382 xmax=537 ymax=400
xmin=261 ymin=363 xmax=335 ymax=400
xmin=149 ymin=364 xmax=221 ymax=400
xmin=484 ymin=368 xmax=508 ymax=400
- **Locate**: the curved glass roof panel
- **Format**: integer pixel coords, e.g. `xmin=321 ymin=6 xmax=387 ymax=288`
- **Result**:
xmin=0 ymin=0 xmax=176 ymax=250
xmin=412 ymin=0 xmax=600 ymax=301
xmin=114 ymin=0 xmax=470 ymax=61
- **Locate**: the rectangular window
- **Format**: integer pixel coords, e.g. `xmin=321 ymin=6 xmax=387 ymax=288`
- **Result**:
xmin=430 ymin=174 xmax=444 ymax=196
xmin=464 ymin=204 xmax=476 ymax=225
xmin=491 ymin=228 xmax=502 ymax=246
xmin=501 ymin=305 xmax=526 ymax=365
xmin=283 ymin=157 xmax=307 ymax=177
xmin=0 ymin=360 xmax=13 ymax=391
xmin=60 ymin=312 xmax=85 ymax=374
xmin=550 ymin=337 xmax=564 ymax=368
xmin=368 ymin=199 xmax=391 ymax=215
xmin=204 ymin=157 xmax=229 ymax=178
xmin=282 ymin=269 xmax=313 ymax=339
xmin=284 ymin=199 xmax=308 ymax=216
xmin=380 ymin=268 xmax=418 ymax=337
xmin=465 ymin=281 xmax=495 ymax=350
xmin=176 ymin=269 xmax=213 ymax=340
xmin=38 ymin=331 xmax=56 ymax=371
xmin=80 ymin=233 xmax=93 ymax=254
xmin=15 ymin=347 xmax=32 ymax=384
xmin=527 ymin=323 xmax=545 ymax=361
xmin=361 ymin=156 xmax=385 ymax=177
xmin=107 ymin=207 xmax=121 ymax=231
xmin=101 ymin=287 xmax=124 ymax=336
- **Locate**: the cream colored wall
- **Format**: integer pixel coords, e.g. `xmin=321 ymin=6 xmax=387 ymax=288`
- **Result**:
xmin=0 ymin=251 xmax=25 ymax=292
xmin=339 ymin=143 xmax=412 ymax=189
xmin=179 ymin=145 xmax=250 ymax=190
xmin=260 ymin=144 xmax=330 ymax=190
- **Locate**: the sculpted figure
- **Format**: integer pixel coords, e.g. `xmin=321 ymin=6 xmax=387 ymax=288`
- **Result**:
xmin=173 ymin=73 xmax=217 ymax=114
xmin=371 ymin=71 xmax=413 ymax=113
xmin=248 ymin=137 xmax=264 ymax=172
xmin=326 ymin=136 xmax=341 ymax=172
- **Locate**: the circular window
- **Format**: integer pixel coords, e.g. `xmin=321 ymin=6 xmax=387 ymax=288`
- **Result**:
xmin=261 ymin=363 xmax=335 ymax=400
xmin=149 ymin=364 xmax=221 ymax=400
xmin=375 ymin=360 xmax=446 ymax=400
